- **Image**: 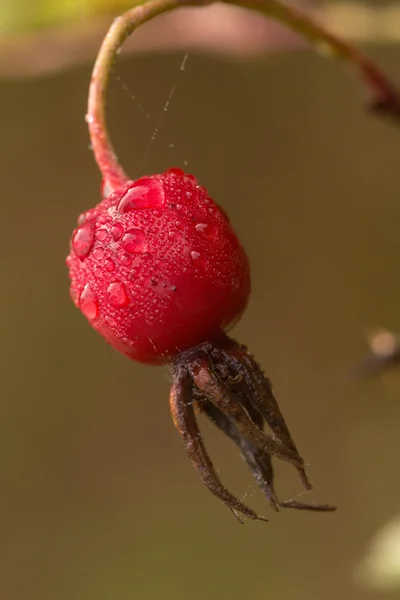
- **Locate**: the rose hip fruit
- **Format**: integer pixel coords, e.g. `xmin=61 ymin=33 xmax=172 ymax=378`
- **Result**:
xmin=67 ymin=169 xmax=250 ymax=364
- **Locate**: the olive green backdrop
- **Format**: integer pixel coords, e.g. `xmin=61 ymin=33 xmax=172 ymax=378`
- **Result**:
xmin=1 ymin=45 xmax=400 ymax=599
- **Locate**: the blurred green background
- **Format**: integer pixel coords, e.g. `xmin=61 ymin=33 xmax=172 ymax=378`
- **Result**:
xmin=2 ymin=1 xmax=400 ymax=599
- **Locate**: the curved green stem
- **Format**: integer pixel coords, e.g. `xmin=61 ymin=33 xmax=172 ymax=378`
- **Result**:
xmin=87 ymin=0 xmax=400 ymax=191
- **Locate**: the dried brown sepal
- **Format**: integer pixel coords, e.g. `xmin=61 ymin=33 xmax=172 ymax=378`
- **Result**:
xmin=171 ymin=335 xmax=336 ymax=521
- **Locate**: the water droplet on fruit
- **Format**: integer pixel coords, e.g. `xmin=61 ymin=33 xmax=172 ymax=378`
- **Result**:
xmin=191 ymin=251 xmax=201 ymax=261
xmin=93 ymin=248 xmax=104 ymax=260
xmin=72 ymin=222 xmax=95 ymax=259
xmin=69 ymin=287 xmax=77 ymax=303
xmin=98 ymin=214 xmax=108 ymax=225
xmin=85 ymin=113 xmax=94 ymax=124
xmin=175 ymin=221 xmax=182 ymax=230
xmin=104 ymin=257 xmax=115 ymax=272
xmin=186 ymin=191 xmax=192 ymax=199
xmin=101 ymin=180 xmax=113 ymax=199
xmin=165 ymin=167 xmax=184 ymax=177
xmin=117 ymin=178 xmax=165 ymax=212
xmin=93 ymin=267 xmax=103 ymax=279
xmin=120 ymin=254 xmax=132 ymax=267
xmin=196 ymin=222 xmax=218 ymax=238
xmin=168 ymin=230 xmax=182 ymax=241
xmin=107 ymin=282 xmax=129 ymax=308
xmin=105 ymin=315 xmax=116 ymax=327
xmin=185 ymin=174 xmax=197 ymax=183
xmin=96 ymin=229 xmax=107 ymax=241
xmin=111 ymin=223 xmax=123 ymax=241
xmin=80 ymin=284 xmax=98 ymax=320
xmin=122 ymin=228 xmax=147 ymax=254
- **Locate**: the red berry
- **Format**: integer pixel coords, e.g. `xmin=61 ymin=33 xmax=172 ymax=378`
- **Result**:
xmin=67 ymin=168 xmax=250 ymax=364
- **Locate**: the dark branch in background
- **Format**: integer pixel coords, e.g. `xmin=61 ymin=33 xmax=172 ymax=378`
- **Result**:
xmin=2 ymin=3 xmax=400 ymax=78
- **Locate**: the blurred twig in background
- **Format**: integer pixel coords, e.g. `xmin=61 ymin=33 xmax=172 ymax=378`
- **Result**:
xmin=358 ymin=328 xmax=400 ymax=377
xmin=2 ymin=1 xmax=400 ymax=77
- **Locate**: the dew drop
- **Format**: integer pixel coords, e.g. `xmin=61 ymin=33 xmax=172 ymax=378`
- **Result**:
xmin=85 ymin=113 xmax=94 ymax=124
xmin=77 ymin=212 xmax=87 ymax=226
xmin=196 ymin=222 xmax=218 ymax=239
xmin=93 ymin=248 xmax=104 ymax=260
xmin=175 ymin=221 xmax=182 ymax=230
xmin=98 ymin=214 xmax=108 ymax=225
xmin=185 ymin=174 xmax=197 ymax=183
xmin=72 ymin=222 xmax=95 ymax=259
xmin=122 ymin=228 xmax=147 ymax=254
xmin=96 ymin=228 xmax=108 ymax=241
xmin=104 ymin=257 xmax=115 ymax=272
xmin=165 ymin=167 xmax=184 ymax=177
xmin=111 ymin=223 xmax=124 ymax=241
xmin=101 ymin=181 xmax=113 ymax=199
xmin=120 ymin=254 xmax=132 ymax=267
xmin=191 ymin=251 xmax=201 ymax=261
xmin=107 ymin=282 xmax=129 ymax=308
xmin=105 ymin=315 xmax=116 ymax=327
xmin=168 ymin=230 xmax=182 ymax=241
xmin=93 ymin=267 xmax=103 ymax=279
xmin=80 ymin=284 xmax=98 ymax=320
xmin=186 ymin=191 xmax=192 ymax=199
xmin=117 ymin=178 xmax=165 ymax=212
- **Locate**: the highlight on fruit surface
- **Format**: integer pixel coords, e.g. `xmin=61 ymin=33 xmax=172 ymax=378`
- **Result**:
xmin=66 ymin=0 xmax=400 ymax=521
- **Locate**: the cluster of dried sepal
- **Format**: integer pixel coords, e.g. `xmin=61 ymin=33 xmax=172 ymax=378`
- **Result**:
xmin=170 ymin=335 xmax=336 ymax=522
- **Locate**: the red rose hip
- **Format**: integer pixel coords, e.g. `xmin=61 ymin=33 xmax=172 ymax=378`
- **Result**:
xmin=67 ymin=169 xmax=250 ymax=363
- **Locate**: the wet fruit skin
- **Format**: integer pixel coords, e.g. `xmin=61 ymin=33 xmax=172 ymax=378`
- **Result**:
xmin=67 ymin=168 xmax=251 ymax=364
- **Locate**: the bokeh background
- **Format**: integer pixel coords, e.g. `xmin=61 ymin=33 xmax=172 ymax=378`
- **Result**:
xmin=1 ymin=1 xmax=400 ymax=599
